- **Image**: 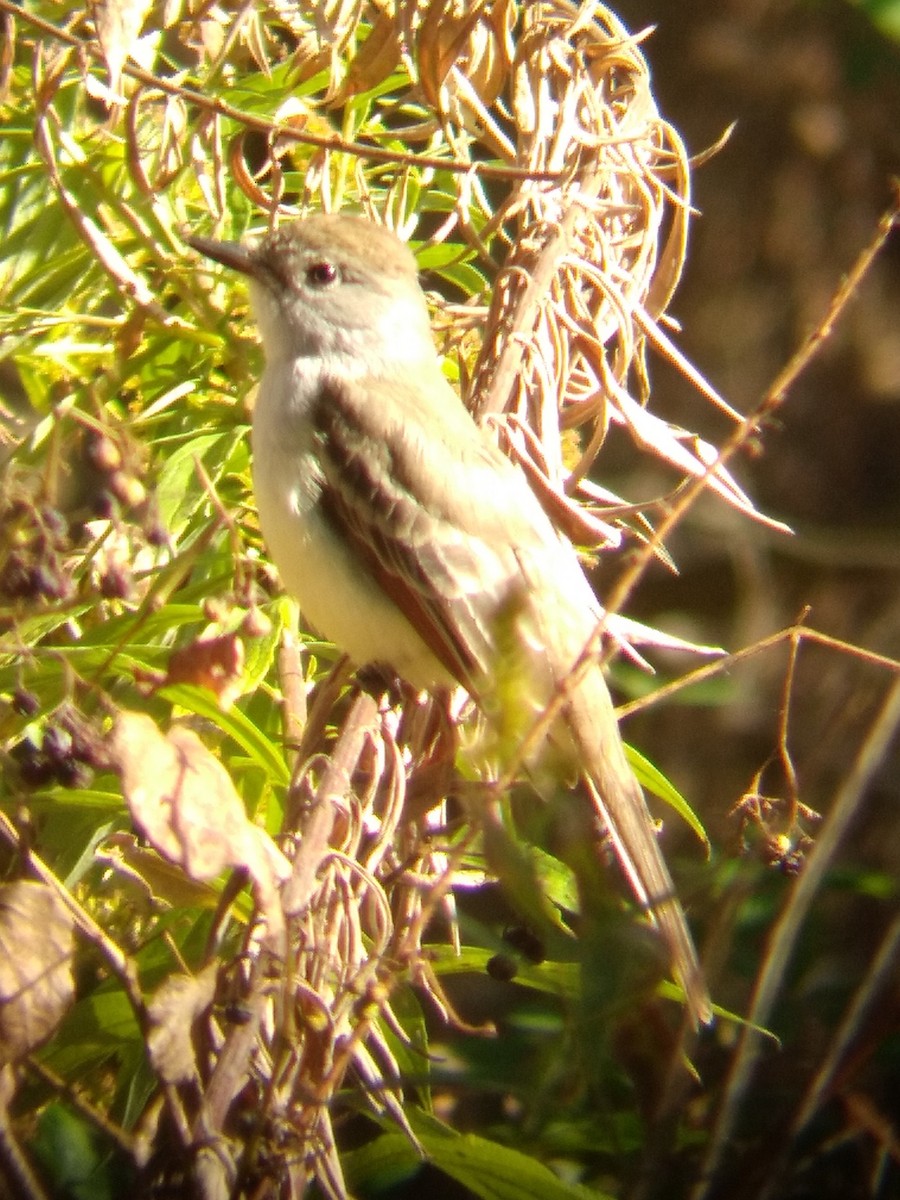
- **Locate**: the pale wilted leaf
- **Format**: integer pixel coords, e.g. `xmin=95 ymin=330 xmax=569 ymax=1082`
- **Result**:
xmin=110 ymin=711 xmax=291 ymax=938
xmin=147 ymin=962 xmax=218 ymax=1084
xmin=0 ymin=881 xmax=75 ymax=1064
xmin=96 ymin=832 xmax=218 ymax=911
xmin=90 ymin=0 xmax=153 ymax=100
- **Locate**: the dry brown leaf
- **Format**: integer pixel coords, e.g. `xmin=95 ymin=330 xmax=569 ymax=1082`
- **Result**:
xmin=146 ymin=962 xmax=218 ymax=1084
xmin=283 ymin=0 xmax=368 ymax=99
xmin=163 ymin=633 xmax=245 ymax=708
xmin=0 ymin=881 xmax=75 ymax=1064
xmin=338 ymin=8 xmax=401 ymax=101
xmin=127 ymin=90 xmax=187 ymax=193
xmin=110 ymin=711 xmax=291 ymax=939
xmin=416 ymin=0 xmax=515 ymax=115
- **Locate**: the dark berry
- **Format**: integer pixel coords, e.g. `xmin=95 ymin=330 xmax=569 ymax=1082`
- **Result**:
xmin=29 ymin=563 xmax=64 ymax=599
xmin=0 ymin=554 xmax=31 ymax=598
xmin=99 ymin=564 xmax=134 ymax=600
xmin=11 ymin=739 xmax=55 ymax=788
xmin=12 ymin=689 xmax=40 ymax=717
xmin=502 ymin=925 xmax=546 ymax=965
xmin=39 ymin=506 xmax=68 ymax=544
xmin=91 ymin=492 xmax=118 ymax=520
xmin=58 ymin=708 xmax=104 ymax=766
xmin=42 ymin=724 xmax=73 ymax=763
xmin=486 ymin=954 xmax=518 ymax=982
xmin=145 ymin=521 xmax=169 ymax=548
xmin=54 ymin=757 xmax=92 ymax=789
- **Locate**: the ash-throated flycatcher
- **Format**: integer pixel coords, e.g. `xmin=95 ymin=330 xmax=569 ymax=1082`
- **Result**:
xmin=190 ymin=214 xmax=711 ymax=1026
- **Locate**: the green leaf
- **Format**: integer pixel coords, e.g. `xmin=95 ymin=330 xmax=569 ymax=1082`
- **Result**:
xmin=625 ymin=744 xmax=709 ymax=852
xmin=427 ymin=943 xmax=580 ymax=1000
xmin=158 ymin=683 xmax=290 ymax=787
xmin=851 ymin=0 xmax=900 ymax=40
xmin=343 ymin=1115 xmax=610 ymax=1200
xmin=31 ymin=1104 xmax=128 ymax=1200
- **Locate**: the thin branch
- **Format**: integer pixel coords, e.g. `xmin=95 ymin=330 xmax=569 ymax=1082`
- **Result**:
xmin=776 ymin=619 xmax=803 ymax=823
xmin=692 ymin=673 xmax=900 ymax=1200
xmin=617 ymin=622 xmax=900 ymax=721
xmin=604 ymin=183 xmax=900 ymax=627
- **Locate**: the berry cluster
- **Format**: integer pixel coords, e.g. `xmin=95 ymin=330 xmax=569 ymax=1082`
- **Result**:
xmin=82 ymin=429 xmax=150 ymax=524
xmin=10 ymin=702 xmax=106 ymax=790
xmin=0 ymin=496 xmax=74 ymax=604
xmin=80 ymin=430 xmax=167 ymax=605
xmin=0 ymin=428 xmax=166 ymax=611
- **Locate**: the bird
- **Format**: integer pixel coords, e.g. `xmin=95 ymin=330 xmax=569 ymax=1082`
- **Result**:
xmin=189 ymin=213 xmax=712 ymax=1026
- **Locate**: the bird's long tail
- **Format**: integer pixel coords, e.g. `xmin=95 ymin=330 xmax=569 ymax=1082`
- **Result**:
xmin=566 ymin=666 xmax=712 ymax=1027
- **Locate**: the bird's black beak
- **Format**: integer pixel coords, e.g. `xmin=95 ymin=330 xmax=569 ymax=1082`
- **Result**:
xmin=188 ymin=235 xmax=257 ymax=277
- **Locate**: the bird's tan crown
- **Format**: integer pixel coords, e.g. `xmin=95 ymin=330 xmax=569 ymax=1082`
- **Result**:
xmin=256 ymin=214 xmax=419 ymax=286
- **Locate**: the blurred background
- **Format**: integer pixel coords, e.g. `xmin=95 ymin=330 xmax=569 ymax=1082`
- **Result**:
xmin=597 ymin=4 xmax=900 ymax=1195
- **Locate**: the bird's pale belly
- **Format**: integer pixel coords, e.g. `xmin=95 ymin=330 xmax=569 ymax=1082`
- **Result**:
xmin=252 ymin=450 xmax=450 ymax=688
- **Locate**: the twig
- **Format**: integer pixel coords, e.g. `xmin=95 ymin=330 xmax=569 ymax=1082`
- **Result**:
xmin=692 ymin=673 xmax=900 ymax=1200
xmin=605 ymin=183 xmax=900 ymax=629
xmin=281 ymin=691 xmax=380 ymax=917
xmin=0 ymin=1072 xmax=50 ymax=1200
xmin=775 ymin=619 xmax=803 ymax=825
xmin=278 ymin=627 xmax=308 ymax=763
xmin=616 ymin=621 xmax=900 ymax=720
xmin=24 ymin=1058 xmax=135 ymax=1157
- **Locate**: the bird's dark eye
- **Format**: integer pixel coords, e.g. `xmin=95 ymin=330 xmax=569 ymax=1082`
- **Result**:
xmin=305 ymin=261 xmax=339 ymax=287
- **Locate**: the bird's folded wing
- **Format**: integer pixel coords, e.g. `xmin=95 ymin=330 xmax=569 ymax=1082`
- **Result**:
xmin=310 ymin=371 xmax=553 ymax=691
